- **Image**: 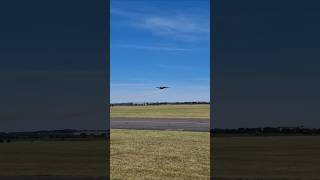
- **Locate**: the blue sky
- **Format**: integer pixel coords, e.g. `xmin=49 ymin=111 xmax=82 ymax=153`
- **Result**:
xmin=110 ymin=0 xmax=210 ymax=103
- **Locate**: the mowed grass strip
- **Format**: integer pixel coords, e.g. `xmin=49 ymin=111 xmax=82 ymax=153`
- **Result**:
xmin=0 ymin=141 xmax=108 ymax=177
xmin=213 ymin=136 xmax=320 ymax=179
xmin=111 ymin=104 xmax=210 ymax=119
xmin=111 ymin=129 xmax=210 ymax=180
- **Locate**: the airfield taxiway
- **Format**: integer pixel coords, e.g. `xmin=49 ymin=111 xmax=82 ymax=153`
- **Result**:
xmin=111 ymin=118 xmax=209 ymax=132
xmin=0 ymin=177 xmax=108 ymax=180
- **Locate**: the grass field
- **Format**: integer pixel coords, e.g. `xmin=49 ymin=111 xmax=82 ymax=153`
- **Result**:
xmin=213 ymin=136 xmax=320 ymax=179
xmin=0 ymin=130 xmax=210 ymax=179
xmin=0 ymin=140 xmax=108 ymax=177
xmin=1 ymin=134 xmax=320 ymax=179
xmin=110 ymin=104 xmax=210 ymax=119
xmin=111 ymin=129 xmax=210 ymax=180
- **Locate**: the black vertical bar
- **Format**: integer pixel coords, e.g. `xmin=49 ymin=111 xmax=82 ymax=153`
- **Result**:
xmin=106 ymin=0 xmax=110 ymax=179
xmin=210 ymin=0 xmax=214 ymax=179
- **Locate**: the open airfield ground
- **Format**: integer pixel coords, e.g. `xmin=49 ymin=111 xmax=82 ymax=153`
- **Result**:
xmin=213 ymin=136 xmax=320 ymax=180
xmin=110 ymin=104 xmax=210 ymax=119
xmin=111 ymin=117 xmax=209 ymax=132
xmin=1 ymin=132 xmax=320 ymax=179
xmin=0 ymin=130 xmax=209 ymax=180
xmin=0 ymin=105 xmax=210 ymax=180
xmin=0 ymin=140 xmax=108 ymax=180
xmin=111 ymin=104 xmax=320 ymax=179
xmin=1 ymin=105 xmax=320 ymax=179
xmin=110 ymin=104 xmax=210 ymax=131
xmin=111 ymin=129 xmax=210 ymax=180
xmin=110 ymin=105 xmax=211 ymax=179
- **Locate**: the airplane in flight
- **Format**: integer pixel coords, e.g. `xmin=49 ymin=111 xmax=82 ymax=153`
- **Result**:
xmin=156 ymin=86 xmax=170 ymax=90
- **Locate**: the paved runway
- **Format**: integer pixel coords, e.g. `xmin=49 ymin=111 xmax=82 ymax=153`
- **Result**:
xmin=0 ymin=177 xmax=108 ymax=180
xmin=111 ymin=118 xmax=209 ymax=132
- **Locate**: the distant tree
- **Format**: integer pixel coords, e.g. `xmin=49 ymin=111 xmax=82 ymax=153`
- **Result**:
xmin=6 ymin=139 xmax=11 ymax=143
xmin=80 ymin=133 xmax=87 ymax=138
xmin=0 ymin=138 xmax=3 ymax=143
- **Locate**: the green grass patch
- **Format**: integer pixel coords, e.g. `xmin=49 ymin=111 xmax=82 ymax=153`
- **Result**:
xmin=111 ymin=129 xmax=210 ymax=180
xmin=111 ymin=104 xmax=210 ymax=119
xmin=2 ymin=130 xmax=318 ymax=179
xmin=213 ymin=136 xmax=320 ymax=179
xmin=0 ymin=140 xmax=108 ymax=177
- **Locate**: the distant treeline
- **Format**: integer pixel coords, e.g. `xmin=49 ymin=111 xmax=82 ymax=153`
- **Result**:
xmin=0 ymin=129 xmax=109 ymax=142
xmin=111 ymin=101 xmax=210 ymax=106
xmin=211 ymin=126 xmax=320 ymax=136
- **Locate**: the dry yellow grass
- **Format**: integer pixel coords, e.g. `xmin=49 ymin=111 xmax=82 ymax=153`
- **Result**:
xmin=0 ymin=140 xmax=108 ymax=177
xmin=213 ymin=136 xmax=320 ymax=179
xmin=111 ymin=104 xmax=210 ymax=119
xmin=111 ymin=129 xmax=210 ymax=180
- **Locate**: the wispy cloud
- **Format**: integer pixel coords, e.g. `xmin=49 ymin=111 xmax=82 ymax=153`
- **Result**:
xmin=156 ymin=64 xmax=197 ymax=71
xmin=111 ymin=6 xmax=209 ymax=42
xmin=112 ymin=44 xmax=190 ymax=51
xmin=110 ymin=82 xmax=155 ymax=89
xmin=137 ymin=15 xmax=209 ymax=42
xmin=110 ymin=8 xmax=140 ymax=18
